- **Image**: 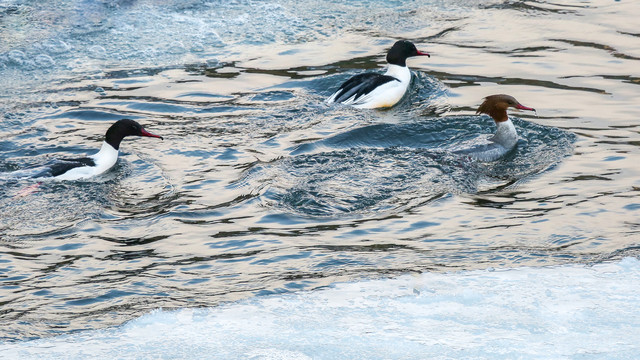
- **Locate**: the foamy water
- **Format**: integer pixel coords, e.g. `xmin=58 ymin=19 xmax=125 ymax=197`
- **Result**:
xmin=2 ymin=258 xmax=639 ymax=359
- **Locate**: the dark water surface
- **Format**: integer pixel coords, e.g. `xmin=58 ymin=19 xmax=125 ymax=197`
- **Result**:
xmin=1 ymin=0 xmax=639 ymax=341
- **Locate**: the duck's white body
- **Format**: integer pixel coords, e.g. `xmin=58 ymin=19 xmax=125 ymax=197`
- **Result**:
xmin=326 ymin=40 xmax=429 ymax=109
xmin=453 ymin=118 xmax=519 ymax=162
xmin=328 ymin=65 xmax=412 ymax=109
xmin=53 ymin=142 xmax=119 ymax=181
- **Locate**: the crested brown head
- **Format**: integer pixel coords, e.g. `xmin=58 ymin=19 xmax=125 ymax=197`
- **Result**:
xmin=477 ymin=94 xmax=535 ymax=123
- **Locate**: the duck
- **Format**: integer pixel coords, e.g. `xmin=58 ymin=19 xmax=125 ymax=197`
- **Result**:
xmin=22 ymin=119 xmax=163 ymax=180
xmin=326 ymin=40 xmax=430 ymax=109
xmin=452 ymin=94 xmax=536 ymax=161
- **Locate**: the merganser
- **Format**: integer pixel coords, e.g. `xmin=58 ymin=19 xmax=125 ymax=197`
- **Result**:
xmin=326 ymin=40 xmax=430 ymax=109
xmin=25 ymin=119 xmax=163 ymax=180
xmin=453 ymin=94 xmax=535 ymax=161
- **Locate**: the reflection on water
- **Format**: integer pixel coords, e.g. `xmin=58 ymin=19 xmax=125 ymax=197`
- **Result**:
xmin=1 ymin=0 xmax=640 ymax=342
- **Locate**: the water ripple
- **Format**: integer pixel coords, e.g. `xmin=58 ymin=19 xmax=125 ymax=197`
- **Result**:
xmin=244 ymin=116 xmax=575 ymax=217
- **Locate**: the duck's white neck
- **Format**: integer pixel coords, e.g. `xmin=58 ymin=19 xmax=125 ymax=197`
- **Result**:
xmin=384 ymin=64 xmax=411 ymax=84
xmin=92 ymin=141 xmax=119 ymax=174
xmin=491 ymin=118 xmax=518 ymax=149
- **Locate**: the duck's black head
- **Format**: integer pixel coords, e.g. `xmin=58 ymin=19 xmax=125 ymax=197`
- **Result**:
xmin=105 ymin=119 xmax=163 ymax=150
xmin=386 ymin=40 xmax=430 ymax=67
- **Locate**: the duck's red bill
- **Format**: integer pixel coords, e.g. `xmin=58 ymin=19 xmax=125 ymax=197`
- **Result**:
xmin=516 ymin=104 xmax=536 ymax=111
xmin=141 ymin=128 xmax=163 ymax=140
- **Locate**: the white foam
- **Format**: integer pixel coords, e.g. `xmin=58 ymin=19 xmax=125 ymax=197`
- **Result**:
xmin=2 ymin=258 xmax=639 ymax=359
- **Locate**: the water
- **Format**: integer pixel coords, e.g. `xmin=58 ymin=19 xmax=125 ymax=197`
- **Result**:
xmin=1 ymin=0 xmax=639 ymax=354
xmin=3 ymin=258 xmax=640 ymax=359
